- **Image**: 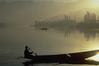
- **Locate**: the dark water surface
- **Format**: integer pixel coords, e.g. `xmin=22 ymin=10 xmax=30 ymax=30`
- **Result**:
xmin=0 ymin=25 xmax=99 ymax=66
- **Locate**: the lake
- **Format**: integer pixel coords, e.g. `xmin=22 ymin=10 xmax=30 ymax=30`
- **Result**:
xmin=0 ymin=25 xmax=99 ymax=66
xmin=0 ymin=1 xmax=99 ymax=66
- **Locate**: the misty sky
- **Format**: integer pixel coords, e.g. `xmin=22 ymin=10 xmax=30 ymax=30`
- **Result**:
xmin=0 ymin=0 xmax=99 ymax=25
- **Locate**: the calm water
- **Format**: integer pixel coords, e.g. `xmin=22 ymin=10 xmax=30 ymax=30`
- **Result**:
xmin=1 ymin=1 xmax=99 ymax=66
xmin=0 ymin=25 xmax=99 ymax=66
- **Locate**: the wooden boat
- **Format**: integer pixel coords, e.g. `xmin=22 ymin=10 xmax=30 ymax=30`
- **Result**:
xmin=24 ymin=50 xmax=99 ymax=64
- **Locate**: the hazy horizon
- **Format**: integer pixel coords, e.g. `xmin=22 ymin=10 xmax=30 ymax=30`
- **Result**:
xmin=0 ymin=0 xmax=99 ymax=26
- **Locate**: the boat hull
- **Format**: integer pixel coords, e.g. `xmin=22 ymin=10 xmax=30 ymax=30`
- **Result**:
xmin=24 ymin=50 xmax=99 ymax=64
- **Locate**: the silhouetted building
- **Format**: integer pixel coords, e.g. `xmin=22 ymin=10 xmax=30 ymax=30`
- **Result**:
xmin=64 ymin=15 xmax=70 ymax=22
xmin=84 ymin=12 xmax=96 ymax=23
xmin=84 ymin=12 xmax=90 ymax=22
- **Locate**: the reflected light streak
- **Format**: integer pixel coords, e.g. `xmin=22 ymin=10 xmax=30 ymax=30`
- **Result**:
xmin=87 ymin=53 xmax=99 ymax=61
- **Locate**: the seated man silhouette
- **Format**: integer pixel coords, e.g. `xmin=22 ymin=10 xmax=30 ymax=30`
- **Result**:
xmin=24 ymin=46 xmax=34 ymax=58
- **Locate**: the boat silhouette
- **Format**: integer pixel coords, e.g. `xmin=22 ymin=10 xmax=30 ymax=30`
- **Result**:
xmin=23 ymin=50 xmax=99 ymax=65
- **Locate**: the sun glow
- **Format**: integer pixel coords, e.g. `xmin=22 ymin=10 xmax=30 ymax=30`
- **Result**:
xmin=88 ymin=53 xmax=99 ymax=61
xmin=90 ymin=0 xmax=99 ymax=8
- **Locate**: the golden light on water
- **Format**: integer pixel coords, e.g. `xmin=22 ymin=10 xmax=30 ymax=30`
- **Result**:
xmin=88 ymin=53 xmax=99 ymax=61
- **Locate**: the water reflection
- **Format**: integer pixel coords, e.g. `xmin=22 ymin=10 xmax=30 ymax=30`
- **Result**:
xmin=22 ymin=59 xmax=99 ymax=66
xmin=63 ymin=28 xmax=99 ymax=41
xmin=79 ymin=29 xmax=97 ymax=41
xmin=34 ymin=19 xmax=99 ymax=41
xmin=34 ymin=25 xmax=99 ymax=41
xmin=23 ymin=61 xmax=33 ymax=66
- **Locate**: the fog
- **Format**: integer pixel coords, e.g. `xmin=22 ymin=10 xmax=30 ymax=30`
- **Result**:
xmin=0 ymin=0 xmax=99 ymax=27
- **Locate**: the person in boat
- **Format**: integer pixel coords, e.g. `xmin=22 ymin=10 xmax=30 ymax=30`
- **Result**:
xmin=24 ymin=45 xmax=34 ymax=58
